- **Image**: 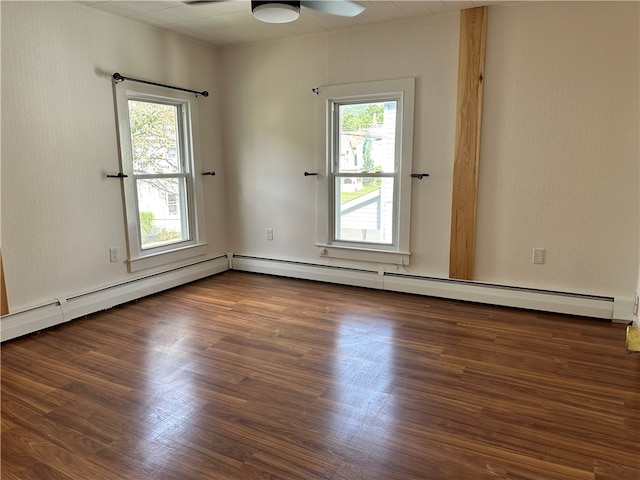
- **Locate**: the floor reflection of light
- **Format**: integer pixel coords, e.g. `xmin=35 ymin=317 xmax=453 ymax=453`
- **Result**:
xmin=140 ymin=324 xmax=198 ymax=467
xmin=329 ymin=318 xmax=397 ymax=455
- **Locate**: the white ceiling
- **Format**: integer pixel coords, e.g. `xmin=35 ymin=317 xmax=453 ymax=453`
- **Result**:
xmin=75 ymin=0 xmax=505 ymax=47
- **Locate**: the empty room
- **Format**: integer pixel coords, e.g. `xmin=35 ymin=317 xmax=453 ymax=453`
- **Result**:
xmin=1 ymin=1 xmax=639 ymax=478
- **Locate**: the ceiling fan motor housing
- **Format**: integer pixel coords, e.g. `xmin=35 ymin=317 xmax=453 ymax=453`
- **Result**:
xmin=251 ymin=1 xmax=301 ymax=23
xmin=251 ymin=1 xmax=301 ymax=10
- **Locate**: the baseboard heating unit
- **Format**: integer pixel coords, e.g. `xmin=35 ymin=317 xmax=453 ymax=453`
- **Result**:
xmin=2 ymin=253 xmax=632 ymax=342
xmin=1 ymin=256 xmax=228 ymax=342
xmin=231 ymin=255 xmax=623 ymax=322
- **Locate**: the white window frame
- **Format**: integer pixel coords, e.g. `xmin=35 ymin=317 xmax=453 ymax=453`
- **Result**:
xmin=316 ymin=78 xmax=415 ymax=265
xmin=115 ymin=82 xmax=207 ymax=273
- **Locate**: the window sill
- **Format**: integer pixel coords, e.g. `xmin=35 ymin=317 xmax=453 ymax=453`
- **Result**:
xmin=127 ymin=243 xmax=208 ymax=273
xmin=316 ymin=244 xmax=410 ymax=265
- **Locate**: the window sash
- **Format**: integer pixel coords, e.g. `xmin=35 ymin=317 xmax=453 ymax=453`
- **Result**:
xmin=329 ymin=95 xmax=402 ymax=248
xmin=134 ymin=173 xmax=192 ymax=252
xmin=333 ymin=100 xmax=399 ymax=174
xmin=332 ymin=176 xmax=396 ymax=246
xmin=127 ymin=98 xmax=194 ymax=255
xmin=128 ymin=100 xmax=185 ymax=175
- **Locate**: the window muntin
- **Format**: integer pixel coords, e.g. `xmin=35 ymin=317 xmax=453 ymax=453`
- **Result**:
xmin=115 ymin=82 xmax=207 ymax=272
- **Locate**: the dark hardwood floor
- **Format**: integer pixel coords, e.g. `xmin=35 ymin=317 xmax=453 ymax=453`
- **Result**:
xmin=2 ymin=271 xmax=639 ymax=479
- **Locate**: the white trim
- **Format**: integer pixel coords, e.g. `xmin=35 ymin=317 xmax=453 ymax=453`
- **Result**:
xmin=1 ymin=303 xmax=65 ymax=343
xmin=613 ymin=296 xmax=636 ymax=323
xmin=315 ymin=244 xmax=410 ymax=265
xmin=232 ymin=256 xmax=383 ymax=289
xmin=2 ymin=254 xmax=619 ymax=342
xmin=1 ymin=256 xmax=228 ymax=342
xmin=316 ymin=78 xmax=415 ymax=262
xmin=384 ymin=274 xmax=613 ymax=320
xmin=231 ymin=256 xmax=614 ymax=320
xmin=114 ymin=81 xmax=207 ymax=272
xmin=128 ymin=243 xmax=208 ymax=273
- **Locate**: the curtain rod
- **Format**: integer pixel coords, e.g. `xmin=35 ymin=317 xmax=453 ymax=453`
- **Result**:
xmin=112 ymin=73 xmax=208 ymax=97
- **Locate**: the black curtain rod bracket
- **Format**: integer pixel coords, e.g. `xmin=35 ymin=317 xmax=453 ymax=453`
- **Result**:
xmin=202 ymin=171 xmax=216 ymax=176
xmin=113 ymin=73 xmax=209 ymax=98
xmin=410 ymin=173 xmax=430 ymax=180
xmin=304 ymin=172 xmax=318 ymax=176
xmin=106 ymin=172 xmax=128 ymax=178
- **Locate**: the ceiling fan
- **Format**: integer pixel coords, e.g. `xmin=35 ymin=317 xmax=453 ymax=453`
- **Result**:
xmin=184 ymin=1 xmax=365 ymax=24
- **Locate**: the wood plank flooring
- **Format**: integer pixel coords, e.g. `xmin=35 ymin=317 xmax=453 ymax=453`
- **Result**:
xmin=2 ymin=271 xmax=639 ymax=479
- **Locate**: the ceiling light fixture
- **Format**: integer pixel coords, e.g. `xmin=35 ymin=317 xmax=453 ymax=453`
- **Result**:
xmin=251 ymin=1 xmax=300 ymax=23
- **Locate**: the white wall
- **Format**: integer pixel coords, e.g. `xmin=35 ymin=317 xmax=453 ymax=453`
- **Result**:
xmin=2 ymin=1 xmax=638 ymax=318
xmin=220 ymin=37 xmax=329 ymax=260
xmin=220 ymin=2 xmax=639 ymax=299
xmin=1 ymin=2 xmax=228 ymax=312
xmin=477 ymin=2 xmax=639 ymax=296
xmin=221 ymin=13 xmax=459 ymax=275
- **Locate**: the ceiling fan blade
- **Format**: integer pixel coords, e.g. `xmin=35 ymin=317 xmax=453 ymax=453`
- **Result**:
xmin=184 ymin=0 xmax=365 ymax=19
xmin=301 ymin=0 xmax=364 ymax=17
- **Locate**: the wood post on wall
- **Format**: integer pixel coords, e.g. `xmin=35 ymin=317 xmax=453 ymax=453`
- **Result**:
xmin=449 ymin=6 xmax=487 ymax=280
xmin=1 ymin=251 xmax=8 ymax=315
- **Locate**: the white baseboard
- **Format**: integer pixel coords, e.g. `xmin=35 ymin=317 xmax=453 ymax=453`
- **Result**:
xmin=384 ymin=274 xmax=613 ymax=320
xmin=232 ymin=256 xmax=383 ymax=289
xmin=232 ymin=256 xmax=615 ymax=320
xmin=1 ymin=302 xmax=66 ymax=343
xmin=1 ymin=256 xmax=229 ymax=342
xmin=2 ymin=253 xmax=621 ymax=342
xmin=613 ymin=296 xmax=636 ymax=324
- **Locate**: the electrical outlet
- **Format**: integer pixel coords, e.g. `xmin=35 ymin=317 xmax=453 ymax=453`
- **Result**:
xmin=532 ymin=248 xmax=545 ymax=264
xmin=109 ymin=247 xmax=119 ymax=263
xmin=266 ymin=228 xmax=273 ymax=241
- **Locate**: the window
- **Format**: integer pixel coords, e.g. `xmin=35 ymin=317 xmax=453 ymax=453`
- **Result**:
xmin=316 ymin=78 xmax=415 ymax=265
xmin=115 ymin=82 xmax=207 ymax=272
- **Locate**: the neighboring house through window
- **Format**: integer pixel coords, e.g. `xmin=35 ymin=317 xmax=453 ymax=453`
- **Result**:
xmin=316 ymin=78 xmax=415 ymax=265
xmin=114 ymin=81 xmax=207 ymax=272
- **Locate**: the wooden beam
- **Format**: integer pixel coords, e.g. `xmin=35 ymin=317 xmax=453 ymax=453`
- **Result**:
xmin=1 ymin=251 xmax=8 ymax=315
xmin=449 ymin=6 xmax=487 ymax=280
